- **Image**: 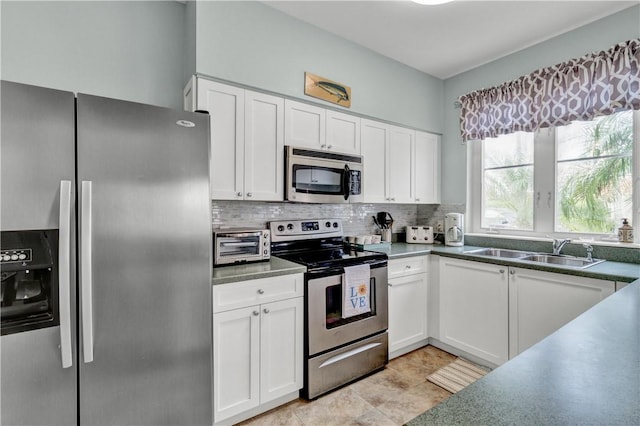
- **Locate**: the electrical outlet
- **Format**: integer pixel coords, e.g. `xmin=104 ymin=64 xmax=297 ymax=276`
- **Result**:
xmin=435 ymin=220 xmax=444 ymax=233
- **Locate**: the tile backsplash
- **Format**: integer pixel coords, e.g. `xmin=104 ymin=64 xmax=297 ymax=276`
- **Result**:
xmin=212 ymin=200 xmax=439 ymax=236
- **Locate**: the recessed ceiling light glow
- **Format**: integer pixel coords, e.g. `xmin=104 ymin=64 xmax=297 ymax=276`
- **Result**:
xmin=412 ymin=0 xmax=455 ymax=5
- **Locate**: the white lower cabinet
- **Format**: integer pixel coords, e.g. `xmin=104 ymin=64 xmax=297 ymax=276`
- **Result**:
xmin=508 ymin=267 xmax=614 ymax=357
xmin=439 ymin=258 xmax=509 ymax=366
xmin=388 ymin=256 xmax=428 ymax=359
xmin=212 ymin=274 xmax=304 ymax=425
xmin=438 ymin=257 xmax=617 ymax=366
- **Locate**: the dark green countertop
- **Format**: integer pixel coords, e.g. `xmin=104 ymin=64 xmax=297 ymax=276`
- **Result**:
xmin=212 ymin=257 xmax=306 ymax=285
xmin=407 ymin=279 xmax=640 ymax=426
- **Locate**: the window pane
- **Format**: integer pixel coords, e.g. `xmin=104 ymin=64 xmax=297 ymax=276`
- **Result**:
xmin=556 ymin=111 xmax=633 ymax=233
xmin=484 ymin=132 xmax=534 ymax=168
xmin=483 ymin=167 xmax=534 ymax=230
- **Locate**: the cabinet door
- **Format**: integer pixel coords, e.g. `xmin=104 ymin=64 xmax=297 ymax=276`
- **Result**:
xmin=439 ymin=258 xmax=508 ymax=365
xmin=414 ymin=131 xmax=440 ymax=204
xmin=388 ymin=273 xmax=428 ymax=357
xmin=244 ymin=91 xmax=284 ymax=201
xmin=260 ymin=297 xmax=304 ymax=403
xmin=509 ymin=268 xmax=615 ymax=357
xmin=213 ymin=306 xmax=260 ymax=422
xmin=388 ymin=126 xmax=414 ymax=203
xmin=197 ymin=80 xmax=245 ymax=200
xmin=326 ymin=110 xmax=360 ymax=155
xmin=361 ymin=119 xmax=389 ymax=203
xmin=284 ymin=100 xmax=325 ymax=149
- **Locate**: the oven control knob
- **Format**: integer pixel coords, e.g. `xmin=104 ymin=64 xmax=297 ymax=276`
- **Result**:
xmin=412 ymin=236 xmax=417 ymax=240
xmin=10 ymin=254 xmax=19 ymax=261
xmin=333 ymin=222 xmax=339 ymax=228
xmin=277 ymin=225 xmax=285 ymax=232
xmin=18 ymin=254 xmax=26 ymax=260
xmin=2 ymin=255 xmax=10 ymax=261
xmin=325 ymin=221 xmax=331 ymax=228
xmin=287 ymin=223 xmax=294 ymax=230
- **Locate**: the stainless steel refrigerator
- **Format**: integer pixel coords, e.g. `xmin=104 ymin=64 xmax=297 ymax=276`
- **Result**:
xmin=1 ymin=80 xmax=212 ymax=425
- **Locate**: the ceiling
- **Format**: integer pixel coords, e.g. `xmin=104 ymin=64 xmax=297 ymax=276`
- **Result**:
xmin=262 ymin=0 xmax=638 ymax=79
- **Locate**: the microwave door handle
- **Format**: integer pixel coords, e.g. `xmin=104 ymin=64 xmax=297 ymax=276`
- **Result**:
xmin=343 ymin=165 xmax=351 ymax=200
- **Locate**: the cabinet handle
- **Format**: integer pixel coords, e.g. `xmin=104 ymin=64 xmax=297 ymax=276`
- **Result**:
xmin=257 ymin=289 xmax=265 ymax=294
xmin=510 ymin=269 xmax=515 ymax=275
xmin=405 ymin=265 xmax=411 ymax=269
xmin=321 ymin=144 xmax=327 ymax=148
xmin=236 ymin=191 xmax=242 ymax=197
xmin=499 ymin=269 xmax=505 ymax=274
xmin=416 ymin=198 xmax=420 ymax=202
xmin=391 ymin=198 xmax=395 ymax=201
xmin=263 ymin=308 xmax=270 ymax=314
xmin=327 ymin=144 xmax=333 ymax=149
xmin=246 ymin=192 xmax=252 ymax=197
xmin=253 ymin=310 xmax=260 ymax=316
xmin=388 ymin=283 xmax=393 ymax=287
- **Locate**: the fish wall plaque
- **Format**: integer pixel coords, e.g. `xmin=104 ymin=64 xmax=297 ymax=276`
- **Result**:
xmin=304 ymin=72 xmax=351 ymax=108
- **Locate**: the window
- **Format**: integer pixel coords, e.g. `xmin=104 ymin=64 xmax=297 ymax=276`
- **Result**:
xmin=469 ymin=110 xmax=639 ymax=240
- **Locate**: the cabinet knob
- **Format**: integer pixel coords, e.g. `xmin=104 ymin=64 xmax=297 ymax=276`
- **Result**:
xmin=499 ymin=269 xmax=505 ymax=274
xmin=416 ymin=198 xmax=420 ymax=202
xmin=321 ymin=144 xmax=327 ymax=148
xmin=405 ymin=265 xmax=411 ymax=269
xmin=388 ymin=283 xmax=393 ymax=287
xmin=253 ymin=311 xmax=260 ymax=316
xmin=236 ymin=192 xmax=243 ymax=197
xmin=391 ymin=198 xmax=396 ymax=201
xmin=510 ymin=270 xmax=515 ymax=275
xmin=263 ymin=308 xmax=270 ymax=314
xmin=246 ymin=192 xmax=253 ymax=197
xmin=257 ymin=289 xmax=265 ymax=294
xmin=327 ymin=144 xmax=333 ymax=149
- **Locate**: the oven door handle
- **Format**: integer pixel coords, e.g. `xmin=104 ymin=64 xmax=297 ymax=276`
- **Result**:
xmin=319 ymin=342 xmax=382 ymax=368
xmin=80 ymin=181 xmax=94 ymax=363
xmin=59 ymin=180 xmax=73 ymax=369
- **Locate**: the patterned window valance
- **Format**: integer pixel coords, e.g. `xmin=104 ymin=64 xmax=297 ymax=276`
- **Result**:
xmin=458 ymin=39 xmax=640 ymax=142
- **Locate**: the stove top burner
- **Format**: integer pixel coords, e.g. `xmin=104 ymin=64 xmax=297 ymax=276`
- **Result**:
xmin=276 ymin=247 xmax=387 ymax=271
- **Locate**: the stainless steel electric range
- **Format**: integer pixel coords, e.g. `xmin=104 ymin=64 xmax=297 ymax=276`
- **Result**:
xmin=270 ymin=218 xmax=388 ymax=400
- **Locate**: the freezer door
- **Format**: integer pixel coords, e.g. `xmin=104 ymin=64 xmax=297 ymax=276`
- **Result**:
xmin=76 ymin=95 xmax=212 ymax=425
xmin=0 ymin=81 xmax=77 ymax=426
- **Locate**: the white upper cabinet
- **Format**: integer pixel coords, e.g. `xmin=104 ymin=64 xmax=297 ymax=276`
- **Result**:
xmin=414 ymin=131 xmax=441 ymax=204
xmin=187 ymin=77 xmax=283 ymax=201
xmin=388 ymin=125 xmax=414 ymax=204
xmin=284 ymin=99 xmax=360 ymax=155
xmin=361 ymin=119 xmax=389 ymax=203
xmin=326 ymin=110 xmax=361 ymax=154
xmin=361 ymin=119 xmax=440 ymax=204
xmin=284 ymin=100 xmax=325 ymax=150
xmin=244 ymin=91 xmax=284 ymax=201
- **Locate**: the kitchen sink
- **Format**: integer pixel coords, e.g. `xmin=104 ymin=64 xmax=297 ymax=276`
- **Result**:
xmin=463 ymin=248 xmax=534 ymax=258
xmin=519 ymin=254 xmax=605 ymax=268
xmin=464 ymin=247 xmax=605 ymax=269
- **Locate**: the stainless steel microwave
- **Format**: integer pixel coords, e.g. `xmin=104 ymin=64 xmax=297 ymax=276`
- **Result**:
xmin=285 ymin=145 xmax=363 ymax=203
xmin=213 ymin=229 xmax=271 ymax=266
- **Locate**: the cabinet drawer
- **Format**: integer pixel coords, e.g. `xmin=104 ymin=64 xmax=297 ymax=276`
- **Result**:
xmin=213 ymin=273 xmax=304 ymax=313
xmin=388 ymin=256 xmax=428 ymax=279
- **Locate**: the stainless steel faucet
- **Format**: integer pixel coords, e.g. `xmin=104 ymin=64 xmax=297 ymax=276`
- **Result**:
xmin=550 ymin=237 xmax=571 ymax=255
xmin=582 ymin=243 xmax=594 ymax=262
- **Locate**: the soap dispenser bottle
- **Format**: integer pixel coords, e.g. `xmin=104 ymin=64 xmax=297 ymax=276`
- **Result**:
xmin=618 ymin=218 xmax=633 ymax=243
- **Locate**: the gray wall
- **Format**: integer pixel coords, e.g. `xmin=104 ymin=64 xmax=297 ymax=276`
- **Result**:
xmin=1 ymin=1 xmax=186 ymax=109
xmin=194 ymin=1 xmax=444 ymax=133
xmin=441 ymin=5 xmax=640 ymax=205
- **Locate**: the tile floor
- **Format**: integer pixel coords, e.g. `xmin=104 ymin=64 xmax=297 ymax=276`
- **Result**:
xmin=237 ymin=345 xmax=456 ymax=426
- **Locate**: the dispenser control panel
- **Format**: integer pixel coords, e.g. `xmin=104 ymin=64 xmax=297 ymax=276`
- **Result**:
xmin=1 ymin=248 xmax=32 ymax=263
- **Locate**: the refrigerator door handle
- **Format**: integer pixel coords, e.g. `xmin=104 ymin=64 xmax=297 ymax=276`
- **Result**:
xmin=80 ymin=180 xmax=94 ymax=363
xmin=59 ymin=180 xmax=73 ymax=368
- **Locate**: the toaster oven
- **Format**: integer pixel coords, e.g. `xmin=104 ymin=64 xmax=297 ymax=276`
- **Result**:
xmin=213 ymin=229 xmax=271 ymax=266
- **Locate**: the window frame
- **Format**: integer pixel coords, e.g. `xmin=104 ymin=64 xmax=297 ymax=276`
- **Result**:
xmin=467 ymin=110 xmax=640 ymax=243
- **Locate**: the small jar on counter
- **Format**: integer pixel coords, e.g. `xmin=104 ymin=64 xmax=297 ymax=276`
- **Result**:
xmin=618 ymin=218 xmax=633 ymax=243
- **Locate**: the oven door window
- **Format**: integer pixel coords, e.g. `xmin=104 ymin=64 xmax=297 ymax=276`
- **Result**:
xmin=217 ymin=235 xmax=260 ymax=257
xmin=292 ymin=165 xmax=344 ymax=195
xmin=325 ymin=278 xmax=376 ymax=329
